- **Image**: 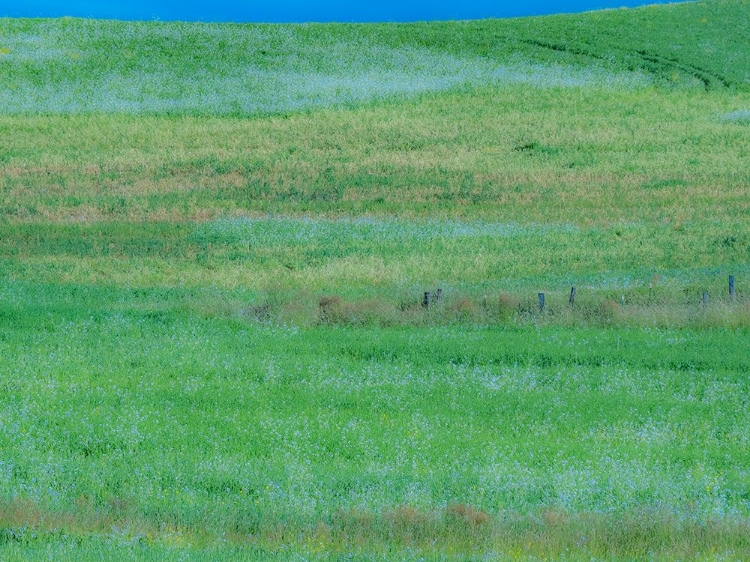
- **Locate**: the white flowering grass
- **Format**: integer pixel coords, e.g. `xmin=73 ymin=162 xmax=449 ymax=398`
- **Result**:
xmin=721 ymin=110 xmax=750 ymax=124
xmin=194 ymin=216 xmax=578 ymax=246
xmin=0 ymin=19 xmax=653 ymax=116
xmin=0 ymin=307 xmax=748 ymax=561
xmin=1 ymin=2 xmax=750 ymax=558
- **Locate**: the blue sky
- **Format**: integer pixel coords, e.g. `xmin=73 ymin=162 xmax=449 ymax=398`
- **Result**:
xmin=4 ymin=1 xmax=686 ymax=22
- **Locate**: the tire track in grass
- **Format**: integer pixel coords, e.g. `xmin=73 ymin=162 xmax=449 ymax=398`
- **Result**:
xmin=516 ymin=38 xmax=731 ymax=91
xmin=634 ymin=49 xmax=731 ymax=91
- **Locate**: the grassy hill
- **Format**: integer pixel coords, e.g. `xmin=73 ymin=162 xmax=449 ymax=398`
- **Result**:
xmin=1 ymin=1 xmax=749 ymax=560
xmin=1 ymin=0 xmax=748 ymax=117
xmin=1 ymin=1 xmax=748 ymax=227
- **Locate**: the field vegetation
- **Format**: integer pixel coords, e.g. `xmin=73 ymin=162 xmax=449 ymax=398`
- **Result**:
xmin=1 ymin=0 xmax=749 ymax=559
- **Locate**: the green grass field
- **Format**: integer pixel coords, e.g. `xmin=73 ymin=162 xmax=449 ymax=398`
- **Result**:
xmin=1 ymin=0 xmax=749 ymax=559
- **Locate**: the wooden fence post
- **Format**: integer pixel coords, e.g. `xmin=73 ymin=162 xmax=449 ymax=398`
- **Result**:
xmin=729 ymin=275 xmax=735 ymax=300
xmin=569 ymin=286 xmax=576 ymax=307
xmin=423 ymin=291 xmax=431 ymax=309
xmin=538 ymin=292 xmax=545 ymax=313
xmin=702 ymin=292 xmax=708 ymax=308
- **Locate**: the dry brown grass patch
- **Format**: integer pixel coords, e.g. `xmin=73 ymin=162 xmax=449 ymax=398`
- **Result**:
xmin=444 ymin=503 xmax=493 ymax=529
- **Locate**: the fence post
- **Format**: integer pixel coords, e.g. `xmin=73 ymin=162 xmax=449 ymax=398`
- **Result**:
xmin=538 ymin=292 xmax=545 ymax=313
xmin=729 ymin=275 xmax=735 ymax=300
xmin=569 ymin=286 xmax=576 ymax=307
xmin=423 ymin=291 xmax=431 ymax=309
xmin=702 ymin=292 xmax=708 ymax=309
xmin=435 ymin=288 xmax=442 ymax=304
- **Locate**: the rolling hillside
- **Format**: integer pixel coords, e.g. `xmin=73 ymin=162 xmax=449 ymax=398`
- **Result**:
xmin=0 ymin=2 xmax=749 ymax=560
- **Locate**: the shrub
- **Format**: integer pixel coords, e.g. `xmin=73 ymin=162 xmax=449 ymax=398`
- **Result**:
xmin=444 ymin=503 xmax=492 ymax=529
xmin=447 ymin=296 xmax=476 ymax=321
xmin=496 ymin=292 xmax=520 ymax=320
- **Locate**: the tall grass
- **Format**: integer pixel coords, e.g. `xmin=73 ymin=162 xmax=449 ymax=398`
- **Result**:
xmin=1 ymin=217 xmax=747 ymax=328
xmin=1 ymin=0 xmax=747 ymax=119
xmin=0 ymin=295 xmax=748 ymax=557
xmin=0 ymin=26 xmax=650 ymax=115
xmin=1 ymin=1 xmax=750 ymax=559
xmin=1 ymin=84 xmax=749 ymax=223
